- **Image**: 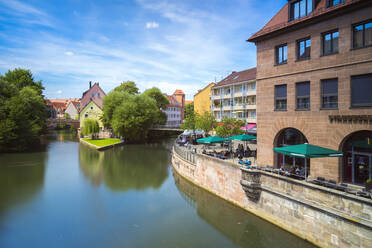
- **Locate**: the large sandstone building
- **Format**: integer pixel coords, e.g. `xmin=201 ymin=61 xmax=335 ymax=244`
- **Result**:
xmin=248 ymin=0 xmax=372 ymax=184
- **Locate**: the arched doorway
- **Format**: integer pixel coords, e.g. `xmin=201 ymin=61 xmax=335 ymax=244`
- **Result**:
xmin=274 ymin=128 xmax=309 ymax=172
xmin=341 ymin=130 xmax=372 ymax=185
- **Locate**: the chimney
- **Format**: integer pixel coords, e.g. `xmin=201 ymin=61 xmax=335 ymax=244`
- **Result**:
xmin=89 ymin=81 xmax=92 ymax=88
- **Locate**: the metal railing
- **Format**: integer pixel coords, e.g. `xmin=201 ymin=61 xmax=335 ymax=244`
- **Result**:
xmin=173 ymin=143 xmax=197 ymax=165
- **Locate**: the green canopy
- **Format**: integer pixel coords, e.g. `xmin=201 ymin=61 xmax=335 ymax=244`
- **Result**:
xmin=197 ymin=136 xmax=228 ymax=144
xmin=273 ymin=144 xmax=343 ymax=180
xmin=273 ymin=144 xmax=343 ymax=158
xmin=228 ymin=134 xmax=256 ymax=141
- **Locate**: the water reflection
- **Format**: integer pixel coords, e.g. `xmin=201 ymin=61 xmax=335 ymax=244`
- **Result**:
xmin=0 ymin=151 xmax=47 ymax=216
xmin=79 ymin=142 xmax=170 ymax=191
xmin=173 ymin=171 xmax=315 ymax=248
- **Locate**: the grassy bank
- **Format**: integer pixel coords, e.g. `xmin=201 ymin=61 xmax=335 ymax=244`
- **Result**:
xmin=82 ymin=138 xmax=122 ymax=148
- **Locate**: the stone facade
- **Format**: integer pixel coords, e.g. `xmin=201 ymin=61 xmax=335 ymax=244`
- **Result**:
xmin=251 ymin=3 xmax=372 ymax=182
xmin=172 ymin=146 xmax=372 ymax=248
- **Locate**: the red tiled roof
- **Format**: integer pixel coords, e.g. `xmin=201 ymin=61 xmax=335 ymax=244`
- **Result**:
xmin=173 ymin=89 xmax=185 ymax=95
xmin=80 ymin=83 xmax=106 ymax=110
xmin=248 ymin=0 xmax=363 ymax=42
xmin=166 ymin=94 xmax=182 ymax=107
xmin=213 ymin=68 xmax=256 ymax=88
xmin=185 ymin=100 xmax=193 ymax=105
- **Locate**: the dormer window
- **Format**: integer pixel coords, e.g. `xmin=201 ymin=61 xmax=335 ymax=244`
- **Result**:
xmin=290 ymin=0 xmax=313 ymax=21
xmin=327 ymin=0 xmax=346 ymax=7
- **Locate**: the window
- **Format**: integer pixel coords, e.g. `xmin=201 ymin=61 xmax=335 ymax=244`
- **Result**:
xmin=297 ymin=37 xmax=311 ymax=60
xmin=97 ymin=92 xmax=101 ymax=98
xmin=275 ymin=44 xmax=287 ymax=65
xmin=351 ymin=74 xmax=372 ymax=108
xmin=91 ymin=93 xmax=95 ymax=97
xmin=275 ymin=85 xmax=287 ymax=110
xmin=296 ymin=82 xmax=310 ymax=110
xmin=290 ymin=0 xmax=312 ymax=21
xmin=327 ymin=0 xmax=346 ymax=7
xmin=322 ymin=30 xmax=339 ymax=55
xmin=90 ymin=106 xmax=93 ymax=110
xmin=85 ymin=114 xmax=88 ymax=118
xmin=353 ymin=20 xmax=372 ymax=49
xmin=321 ymin=79 xmax=338 ymax=109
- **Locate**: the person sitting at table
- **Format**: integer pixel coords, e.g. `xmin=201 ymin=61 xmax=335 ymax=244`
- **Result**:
xmin=295 ymin=167 xmax=300 ymax=175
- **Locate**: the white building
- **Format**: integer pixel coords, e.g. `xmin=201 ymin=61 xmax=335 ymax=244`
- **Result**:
xmin=211 ymin=68 xmax=257 ymax=125
xmin=163 ymin=94 xmax=183 ymax=127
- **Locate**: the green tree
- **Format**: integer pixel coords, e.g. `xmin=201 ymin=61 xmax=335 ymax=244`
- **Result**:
xmin=111 ymin=94 xmax=159 ymax=142
xmin=114 ymin=81 xmax=139 ymax=95
xmin=195 ymin=111 xmax=216 ymax=135
xmin=0 ymin=69 xmax=47 ymax=152
xmin=142 ymin=87 xmax=169 ymax=126
xmin=143 ymin=87 xmax=169 ymax=109
xmin=63 ymin=112 xmax=71 ymax=120
xmin=184 ymin=102 xmax=194 ymax=119
xmin=82 ymin=119 xmax=100 ymax=139
xmin=215 ymin=117 xmax=244 ymax=137
xmin=1 ymin=68 xmax=44 ymax=96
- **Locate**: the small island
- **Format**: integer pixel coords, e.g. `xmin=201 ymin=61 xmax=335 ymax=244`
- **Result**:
xmin=80 ymin=138 xmax=123 ymax=150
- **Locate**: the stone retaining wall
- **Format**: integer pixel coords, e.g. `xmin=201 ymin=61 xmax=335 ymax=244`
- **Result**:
xmin=172 ymin=146 xmax=372 ymax=248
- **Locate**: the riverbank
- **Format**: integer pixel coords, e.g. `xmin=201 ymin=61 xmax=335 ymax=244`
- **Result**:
xmin=172 ymin=144 xmax=372 ymax=248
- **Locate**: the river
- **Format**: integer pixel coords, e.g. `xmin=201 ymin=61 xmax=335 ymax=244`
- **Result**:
xmin=0 ymin=131 xmax=315 ymax=248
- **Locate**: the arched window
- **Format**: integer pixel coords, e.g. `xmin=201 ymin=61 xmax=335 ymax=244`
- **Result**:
xmin=274 ymin=128 xmax=309 ymax=172
xmin=341 ymin=130 xmax=372 ymax=185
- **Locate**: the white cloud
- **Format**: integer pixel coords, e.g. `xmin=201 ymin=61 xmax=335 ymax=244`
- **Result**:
xmin=146 ymin=22 xmax=159 ymax=29
xmin=57 ymin=90 xmax=62 ymax=94
xmin=64 ymin=51 xmax=74 ymax=56
xmin=0 ymin=0 xmax=54 ymax=27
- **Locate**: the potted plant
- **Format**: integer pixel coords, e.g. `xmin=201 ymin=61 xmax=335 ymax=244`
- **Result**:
xmin=366 ymin=179 xmax=372 ymax=191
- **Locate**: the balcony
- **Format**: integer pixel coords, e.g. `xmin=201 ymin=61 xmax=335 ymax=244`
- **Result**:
xmin=245 ymin=90 xmax=256 ymax=96
xmin=222 ymin=105 xmax=232 ymax=111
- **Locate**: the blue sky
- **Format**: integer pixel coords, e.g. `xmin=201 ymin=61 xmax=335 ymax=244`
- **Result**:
xmin=0 ymin=0 xmax=287 ymax=100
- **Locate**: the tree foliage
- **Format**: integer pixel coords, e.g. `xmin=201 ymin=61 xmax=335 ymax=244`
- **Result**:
xmin=0 ymin=69 xmax=47 ymax=152
xmin=195 ymin=111 xmax=216 ymax=135
xmin=82 ymin=119 xmax=100 ymax=139
xmin=102 ymin=84 xmax=168 ymax=142
xmin=181 ymin=102 xmax=196 ymax=131
xmin=64 ymin=112 xmax=71 ymax=120
xmin=184 ymin=102 xmax=194 ymax=119
xmin=143 ymin=87 xmax=169 ymax=109
xmin=215 ymin=117 xmax=244 ymax=137
xmin=114 ymin=81 xmax=139 ymax=95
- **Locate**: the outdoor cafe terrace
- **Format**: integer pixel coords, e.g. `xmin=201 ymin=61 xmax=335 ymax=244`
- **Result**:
xmin=175 ymin=136 xmax=372 ymax=200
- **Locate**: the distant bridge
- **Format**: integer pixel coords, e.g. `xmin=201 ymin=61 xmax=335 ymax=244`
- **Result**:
xmin=46 ymin=118 xmax=80 ymax=129
xmin=149 ymin=126 xmax=183 ymax=132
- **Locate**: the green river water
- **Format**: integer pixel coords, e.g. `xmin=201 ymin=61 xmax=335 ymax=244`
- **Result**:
xmin=0 ymin=131 xmax=315 ymax=248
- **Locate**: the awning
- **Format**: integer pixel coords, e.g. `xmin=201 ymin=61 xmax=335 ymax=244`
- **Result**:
xmin=241 ymin=123 xmax=256 ymax=131
xmin=197 ymin=136 xmax=228 ymax=144
xmin=228 ymin=134 xmax=256 ymax=141
xmin=273 ymin=143 xmax=343 ymax=180
xmin=273 ymin=143 xmax=343 ymax=158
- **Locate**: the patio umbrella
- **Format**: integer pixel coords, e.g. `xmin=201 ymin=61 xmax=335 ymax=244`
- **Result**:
xmin=228 ymin=134 xmax=256 ymax=141
xmin=273 ymin=143 xmax=343 ymax=180
xmin=197 ymin=136 xmax=228 ymax=144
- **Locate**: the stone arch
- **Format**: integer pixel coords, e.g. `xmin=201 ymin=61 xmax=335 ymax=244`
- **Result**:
xmin=273 ymin=127 xmax=309 ymax=170
xmin=338 ymin=130 xmax=372 ymax=184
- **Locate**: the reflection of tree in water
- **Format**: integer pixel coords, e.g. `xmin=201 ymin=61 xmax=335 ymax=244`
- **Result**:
xmin=79 ymin=142 xmax=170 ymax=191
xmin=0 ymin=151 xmax=47 ymax=217
xmin=173 ymin=171 xmax=314 ymax=248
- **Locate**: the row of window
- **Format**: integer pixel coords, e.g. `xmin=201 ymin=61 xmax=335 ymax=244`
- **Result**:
xmin=91 ymin=92 xmax=101 ymax=98
xmin=168 ymin=113 xmax=180 ymax=119
xmin=274 ymin=74 xmax=372 ymax=111
xmin=213 ymin=84 xmax=256 ymax=96
xmin=167 ymin=107 xmax=180 ymax=112
xmin=289 ymin=0 xmax=346 ymax=21
xmin=275 ymin=19 xmax=372 ymax=65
